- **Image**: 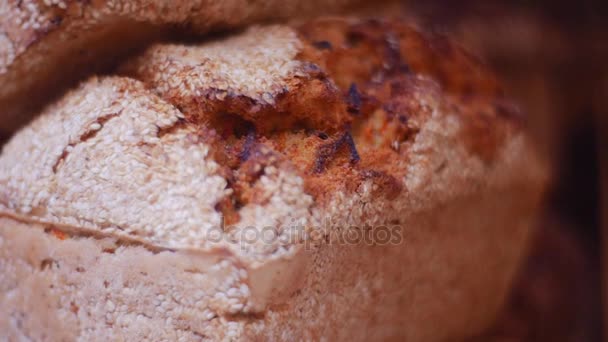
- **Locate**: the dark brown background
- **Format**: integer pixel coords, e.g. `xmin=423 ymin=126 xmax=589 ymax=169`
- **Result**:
xmin=402 ymin=1 xmax=607 ymax=340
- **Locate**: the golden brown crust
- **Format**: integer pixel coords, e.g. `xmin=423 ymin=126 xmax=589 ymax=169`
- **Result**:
xmin=120 ymin=26 xmax=352 ymax=134
xmin=120 ymin=18 xmax=522 ymax=208
xmin=0 ymin=15 xmax=548 ymax=341
xmin=0 ymin=17 xmax=534 ymax=254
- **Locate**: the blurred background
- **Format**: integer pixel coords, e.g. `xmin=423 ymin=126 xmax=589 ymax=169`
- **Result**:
xmin=397 ymin=1 xmax=607 ymax=340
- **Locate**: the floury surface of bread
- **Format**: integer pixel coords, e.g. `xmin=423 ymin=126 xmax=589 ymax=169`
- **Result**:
xmin=0 ymin=17 xmax=547 ymax=341
xmin=0 ymin=0 xmax=373 ymax=134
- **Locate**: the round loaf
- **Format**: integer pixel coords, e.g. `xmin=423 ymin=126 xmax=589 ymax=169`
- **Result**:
xmin=0 ymin=17 xmax=547 ymax=341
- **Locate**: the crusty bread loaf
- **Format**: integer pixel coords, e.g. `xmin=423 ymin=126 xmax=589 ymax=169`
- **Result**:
xmin=0 ymin=17 xmax=547 ymax=341
xmin=0 ymin=0 xmax=375 ymax=135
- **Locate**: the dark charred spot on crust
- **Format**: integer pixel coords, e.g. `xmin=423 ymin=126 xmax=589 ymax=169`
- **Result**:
xmin=313 ymin=140 xmax=339 ymax=174
xmin=358 ymin=91 xmax=382 ymax=118
xmin=214 ymin=113 xmax=254 ymax=140
xmin=298 ymin=62 xmax=324 ymax=77
xmin=238 ymin=127 xmax=257 ymax=162
xmin=382 ymin=101 xmax=413 ymax=128
xmin=202 ymin=118 xmax=290 ymax=226
xmin=50 ymin=16 xmax=63 ymax=27
xmin=312 ymin=40 xmax=333 ymax=50
xmin=40 ymin=258 xmax=58 ymax=271
xmin=228 ymin=144 xmax=287 ymax=219
xmin=379 ymin=31 xmax=410 ymax=79
xmin=313 ymin=131 xmax=360 ymax=174
xmin=346 ymin=83 xmax=362 ymax=115
xmin=316 ymin=131 xmax=329 ymax=140
xmin=344 ymin=132 xmax=360 ymax=164
xmin=345 ymin=30 xmax=365 ymax=48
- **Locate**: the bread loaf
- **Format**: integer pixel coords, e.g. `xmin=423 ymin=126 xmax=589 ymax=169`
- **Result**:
xmin=0 ymin=17 xmax=547 ymax=341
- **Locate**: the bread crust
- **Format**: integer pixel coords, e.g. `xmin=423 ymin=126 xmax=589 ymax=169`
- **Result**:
xmin=0 ymin=0 xmax=369 ymax=134
xmin=0 ymin=18 xmax=539 ymax=255
xmin=0 ymin=16 xmax=548 ymax=341
xmin=0 ymin=186 xmax=539 ymax=340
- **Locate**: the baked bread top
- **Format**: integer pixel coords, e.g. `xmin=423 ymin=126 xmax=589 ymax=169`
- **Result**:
xmin=0 ymin=0 xmax=371 ymax=134
xmin=0 ymin=17 xmax=545 ymax=264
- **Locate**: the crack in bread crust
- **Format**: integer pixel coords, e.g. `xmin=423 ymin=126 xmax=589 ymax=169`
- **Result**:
xmin=52 ymin=111 xmax=123 ymax=173
xmin=120 ymin=18 xmax=520 ymax=205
